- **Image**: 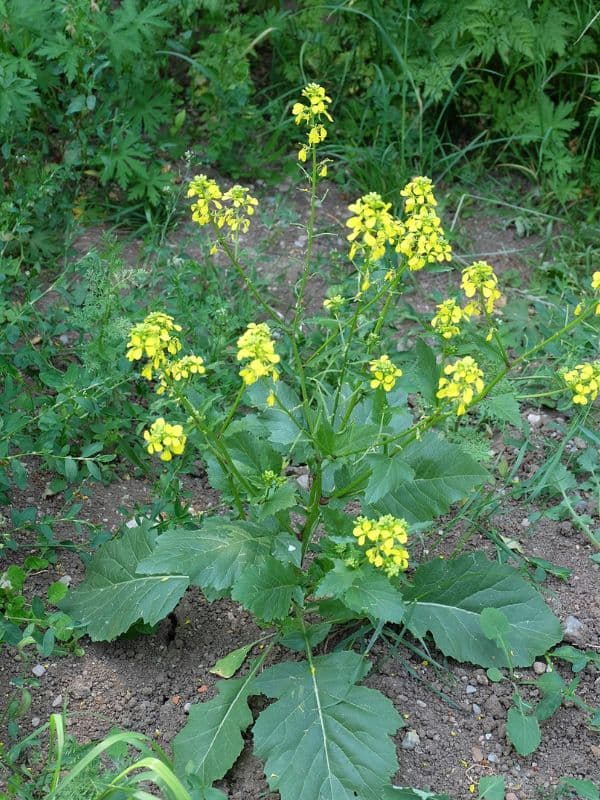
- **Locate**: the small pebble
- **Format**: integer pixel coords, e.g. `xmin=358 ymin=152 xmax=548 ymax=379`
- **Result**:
xmin=533 ymin=661 xmax=546 ymax=675
xmin=52 ymin=694 xmax=63 ymax=707
xmin=527 ymin=413 xmax=542 ymax=426
xmin=472 ymin=703 xmax=481 ymax=715
xmin=58 ymin=575 xmax=72 ymax=586
xmin=520 ymin=518 xmax=530 ymax=528
xmin=401 ymin=730 xmax=420 ymax=750
xmin=32 ymin=664 xmax=46 ymax=678
xmin=466 ymin=685 xmax=477 ymax=694
xmin=563 ymin=615 xmax=584 ymax=643
xmin=506 ymin=793 xmax=519 ymax=800
xmin=416 ymin=699 xmax=427 ymax=709
xmin=296 ymin=474 xmax=310 ymax=491
xmin=184 ymin=702 xmax=192 ymax=714
xmin=471 ymin=746 xmax=484 ymax=763
xmin=487 ymin=753 xmax=499 ymax=763
xmin=591 ymin=745 xmax=600 ymax=758
xmin=31 ymin=717 xmax=41 ymax=727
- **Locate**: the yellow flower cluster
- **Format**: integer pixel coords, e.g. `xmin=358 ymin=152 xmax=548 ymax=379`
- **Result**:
xmin=592 ymin=271 xmax=600 ymax=315
xmin=157 ymin=355 xmax=206 ymax=395
xmin=143 ymin=418 xmax=187 ymax=461
xmin=353 ymin=515 xmax=410 ymax=577
xmin=461 ymin=261 xmax=503 ymax=316
xmin=323 ymin=294 xmax=345 ymax=313
xmin=292 ymin=83 xmax=332 ymax=164
xmin=126 ymin=312 xmax=182 ymax=380
xmin=437 ymin=356 xmax=485 ymax=416
xmin=188 ymin=175 xmax=258 ymax=238
xmin=562 ymin=362 xmax=600 ymax=405
xmin=431 ymin=298 xmax=466 ymax=339
xmin=237 ymin=322 xmax=281 ymax=386
xmin=400 ymin=176 xmax=436 ymax=213
xmin=369 ymin=355 xmax=403 ymax=392
xmin=345 ymin=178 xmax=451 ymax=276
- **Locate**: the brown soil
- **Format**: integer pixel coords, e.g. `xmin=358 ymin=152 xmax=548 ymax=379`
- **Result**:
xmin=1 ymin=181 xmax=598 ymax=799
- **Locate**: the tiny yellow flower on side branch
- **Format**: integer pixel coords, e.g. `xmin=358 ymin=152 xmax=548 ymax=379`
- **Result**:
xmin=437 ymin=356 xmax=485 ymax=416
xmin=323 ymin=294 xmax=345 ymax=313
xmin=143 ymin=418 xmax=187 ymax=461
xmin=237 ymin=322 xmax=281 ymax=386
xmin=353 ymin=515 xmax=410 ymax=577
xmin=461 ymin=261 xmax=502 ymax=316
xmin=562 ymin=362 xmax=600 ymax=405
xmin=369 ymin=355 xmax=403 ymax=392
xmin=431 ymin=298 xmax=466 ymax=339
xmin=156 ymin=355 xmax=206 ymax=395
xmin=592 ymin=271 xmax=600 ymax=315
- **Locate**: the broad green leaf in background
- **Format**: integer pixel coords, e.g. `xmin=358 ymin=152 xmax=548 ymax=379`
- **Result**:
xmin=138 ymin=518 xmax=273 ymax=595
xmin=369 ymin=435 xmax=488 ymax=523
xmin=506 ymin=707 xmax=541 ymax=755
xmin=210 ymin=644 xmax=254 ymax=678
xmin=557 ymin=778 xmax=599 ymax=800
xmin=364 ymin=454 xmax=415 ymax=505
xmin=478 ymin=775 xmax=505 ymax=800
xmin=404 ymin=553 xmax=563 ymax=667
xmin=231 ymin=558 xmax=303 ymax=622
xmin=316 ymin=561 xmax=406 ymax=623
xmin=253 ymin=651 xmax=402 ymax=800
xmin=61 ymin=525 xmax=188 ymax=641
xmin=174 ymin=675 xmax=254 ymax=788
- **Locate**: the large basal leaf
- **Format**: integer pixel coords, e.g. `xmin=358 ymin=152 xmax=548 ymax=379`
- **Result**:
xmin=316 ymin=561 xmax=406 ymax=623
xmin=61 ymin=525 xmax=188 ymax=642
xmin=137 ymin=517 xmax=273 ymax=594
xmin=174 ymin=674 xmax=254 ymax=788
xmin=368 ymin=434 xmax=488 ymax=523
xmin=253 ymin=651 xmax=402 ymax=800
xmin=404 ymin=553 xmax=563 ymax=667
xmin=231 ymin=557 xmax=304 ymax=622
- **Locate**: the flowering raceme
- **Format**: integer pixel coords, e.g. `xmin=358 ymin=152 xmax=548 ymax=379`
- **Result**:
xmin=400 ymin=176 xmax=437 ymax=213
xmin=431 ymin=298 xmax=465 ymax=339
xmin=437 ymin=356 xmax=485 ymax=416
xmin=292 ymin=83 xmax=332 ymax=163
xmin=353 ymin=515 xmax=410 ymax=577
xmin=188 ymin=176 xmax=258 ymax=240
xmin=369 ymin=355 xmax=403 ymax=392
xmin=126 ymin=312 xmax=182 ymax=380
xmin=562 ymin=362 xmax=600 ymax=405
xmin=237 ymin=322 xmax=280 ymax=386
xmin=157 ymin=355 xmax=206 ymax=395
xmin=143 ymin=418 xmax=187 ymax=461
xmin=346 ymin=192 xmax=397 ymax=263
xmin=461 ymin=261 xmax=502 ymax=316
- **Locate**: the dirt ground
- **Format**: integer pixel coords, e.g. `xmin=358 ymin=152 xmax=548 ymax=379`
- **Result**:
xmin=1 ymin=180 xmax=598 ymax=798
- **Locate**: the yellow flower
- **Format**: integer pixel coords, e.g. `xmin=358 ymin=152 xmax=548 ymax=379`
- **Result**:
xmin=237 ymin=322 xmax=280 ymax=386
xmin=431 ymin=298 xmax=465 ymax=339
xmin=461 ymin=261 xmax=502 ymax=315
xmin=187 ymin=174 xmax=223 ymax=226
xmin=369 ymin=355 xmax=403 ymax=392
xmin=293 ymin=83 xmax=333 ymax=162
xmin=353 ymin=515 xmax=410 ymax=577
xmin=562 ymin=362 xmax=600 ymax=405
xmin=323 ymin=294 xmax=345 ymax=313
xmin=436 ymin=356 xmax=484 ymax=416
xmin=592 ymin=271 xmax=600 ymax=291
xmin=346 ymin=192 xmax=397 ymax=262
xmin=396 ymin=205 xmax=452 ymax=271
xmin=143 ymin=418 xmax=187 ymax=461
xmin=400 ymin=176 xmax=437 ymax=214
xmin=157 ymin=355 xmax=206 ymax=395
xmin=188 ymin=176 xmax=258 ymax=238
xmin=126 ymin=312 xmax=182 ymax=379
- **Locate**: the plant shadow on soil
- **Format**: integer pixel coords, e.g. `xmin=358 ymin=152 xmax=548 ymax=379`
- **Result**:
xmin=1 ymin=180 xmax=598 ymax=799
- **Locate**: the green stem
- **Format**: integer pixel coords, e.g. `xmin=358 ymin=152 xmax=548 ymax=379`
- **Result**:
xmin=301 ymin=460 xmax=322 ymax=559
xmin=293 ymin=144 xmax=318 ymax=329
xmin=219 ymin=382 xmax=245 ymax=436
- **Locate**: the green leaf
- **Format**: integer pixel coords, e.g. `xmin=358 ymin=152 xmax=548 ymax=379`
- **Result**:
xmin=369 ymin=435 xmax=488 ymax=523
xmin=478 ymin=775 xmax=505 ymax=800
xmin=138 ymin=518 xmax=273 ymax=595
xmin=316 ymin=561 xmax=406 ymax=623
xmin=210 ymin=644 xmax=254 ymax=678
xmin=480 ymin=607 xmax=510 ymax=647
xmin=231 ymin=558 xmax=303 ymax=622
xmin=413 ymin=339 xmax=439 ymax=404
xmin=174 ymin=676 xmax=254 ymax=787
xmin=486 ymin=667 xmax=504 ymax=682
xmin=557 ymin=779 xmax=599 ymax=800
xmin=253 ymin=651 xmax=401 ymax=800
xmin=257 ymin=481 xmax=297 ymax=519
xmin=506 ymin=707 xmax=541 ymax=755
xmin=61 ymin=526 xmax=188 ymax=642
xmin=47 ymin=581 xmax=68 ymax=604
xmin=481 ymin=392 xmax=523 ymax=429
xmin=364 ymin=455 xmax=415 ymax=505
xmin=404 ymin=553 xmax=562 ymax=667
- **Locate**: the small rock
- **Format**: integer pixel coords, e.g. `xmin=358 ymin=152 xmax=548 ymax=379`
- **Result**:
xmin=296 ymin=474 xmax=310 ymax=491
xmin=476 ymin=674 xmax=489 ymax=686
xmin=32 ymin=664 xmax=46 ymax=678
xmin=487 ymin=753 xmax=499 ymax=763
xmin=416 ymin=700 xmax=427 ymax=709
xmin=58 ymin=575 xmax=72 ymax=586
xmin=184 ymin=702 xmax=192 ymax=714
xmin=401 ymin=730 xmax=420 ymax=750
xmin=520 ymin=518 xmax=531 ymax=528
xmin=506 ymin=793 xmax=519 ymax=800
xmin=466 ymin=685 xmax=477 ymax=695
xmin=471 ymin=747 xmax=484 ymax=763
xmin=591 ymin=745 xmax=600 ymax=758
xmin=31 ymin=717 xmax=41 ymax=727
xmin=51 ymin=694 xmax=63 ymax=708
xmin=472 ymin=703 xmax=481 ymax=715
xmin=563 ymin=615 xmax=584 ymax=643
xmin=527 ymin=413 xmax=542 ymax=427
xmin=573 ymin=437 xmax=586 ymax=450
xmin=533 ymin=661 xmax=546 ymax=675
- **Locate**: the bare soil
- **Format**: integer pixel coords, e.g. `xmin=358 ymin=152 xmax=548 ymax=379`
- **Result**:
xmin=1 ymin=180 xmax=598 ymax=798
